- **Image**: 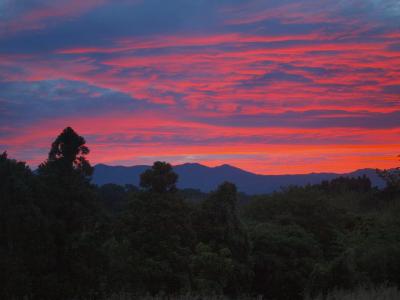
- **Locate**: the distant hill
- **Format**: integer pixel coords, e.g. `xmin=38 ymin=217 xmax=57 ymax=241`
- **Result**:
xmin=92 ymin=163 xmax=386 ymax=194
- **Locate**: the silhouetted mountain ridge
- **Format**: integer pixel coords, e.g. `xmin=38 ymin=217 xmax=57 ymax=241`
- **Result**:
xmin=93 ymin=163 xmax=386 ymax=194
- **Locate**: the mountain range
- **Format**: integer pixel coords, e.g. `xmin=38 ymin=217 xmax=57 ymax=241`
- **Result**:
xmin=92 ymin=163 xmax=385 ymax=194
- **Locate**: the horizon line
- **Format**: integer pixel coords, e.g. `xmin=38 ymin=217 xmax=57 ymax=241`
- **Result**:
xmin=93 ymin=161 xmax=387 ymax=177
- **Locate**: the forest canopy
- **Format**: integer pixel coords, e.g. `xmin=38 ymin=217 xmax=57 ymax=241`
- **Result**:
xmin=1 ymin=127 xmax=400 ymax=300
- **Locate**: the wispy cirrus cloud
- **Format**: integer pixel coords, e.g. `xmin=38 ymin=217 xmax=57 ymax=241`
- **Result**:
xmin=0 ymin=0 xmax=399 ymax=173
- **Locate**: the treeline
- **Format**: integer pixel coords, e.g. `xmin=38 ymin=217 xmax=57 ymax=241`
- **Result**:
xmin=1 ymin=127 xmax=400 ymax=300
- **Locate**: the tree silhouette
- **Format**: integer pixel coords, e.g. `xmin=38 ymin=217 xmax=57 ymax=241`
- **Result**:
xmin=114 ymin=162 xmax=193 ymax=294
xmin=36 ymin=127 xmax=105 ymax=299
xmin=39 ymin=127 xmax=92 ymax=178
xmin=0 ymin=151 xmax=52 ymax=299
xmin=140 ymin=161 xmax=178 ymax=193
xmin=197 ymin=182 xmax=252 ymax=295
xmin=377 ymin=154 xmax=400 ymax=195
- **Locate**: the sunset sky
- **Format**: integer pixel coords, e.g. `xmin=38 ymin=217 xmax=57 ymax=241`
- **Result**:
xmin=0 ymin=0 xmax=399 ymax=174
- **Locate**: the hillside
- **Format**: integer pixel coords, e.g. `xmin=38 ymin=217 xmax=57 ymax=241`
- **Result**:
xmin=93 ymin=163 xmax=385 ymax=194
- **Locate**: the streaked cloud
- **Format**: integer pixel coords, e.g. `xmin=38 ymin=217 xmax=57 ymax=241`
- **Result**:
xmin=0 ymin=0 xmax=399 ymax=173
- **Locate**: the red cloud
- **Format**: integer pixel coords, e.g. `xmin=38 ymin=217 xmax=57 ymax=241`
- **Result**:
xmin=1 ymin=1 xmax=399 ymax=173
xmin=0 ymin=0 xmax=107 ymax=36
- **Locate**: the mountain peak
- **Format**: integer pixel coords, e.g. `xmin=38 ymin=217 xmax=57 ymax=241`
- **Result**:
xmin=217 ymin=163 xmax=234 ymax=168
xmin=178 ymin=162 xmax=206 ymax=168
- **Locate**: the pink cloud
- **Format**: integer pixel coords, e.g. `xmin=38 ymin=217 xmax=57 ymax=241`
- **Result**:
xmin=0 ymin=0 xmax=107 ymax=36
xmin=1 ymin=0 xmax=399 ymax=173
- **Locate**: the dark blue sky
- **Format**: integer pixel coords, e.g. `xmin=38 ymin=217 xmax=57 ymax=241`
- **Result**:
xmin=0 ymin=0 xmax=399 ymax=173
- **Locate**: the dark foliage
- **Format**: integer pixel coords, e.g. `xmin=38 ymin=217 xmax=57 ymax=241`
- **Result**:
xmin=1 ymin=128 xmax=400 ymax=299
xmin=140 ymin=161 xmax=178 ymax=193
